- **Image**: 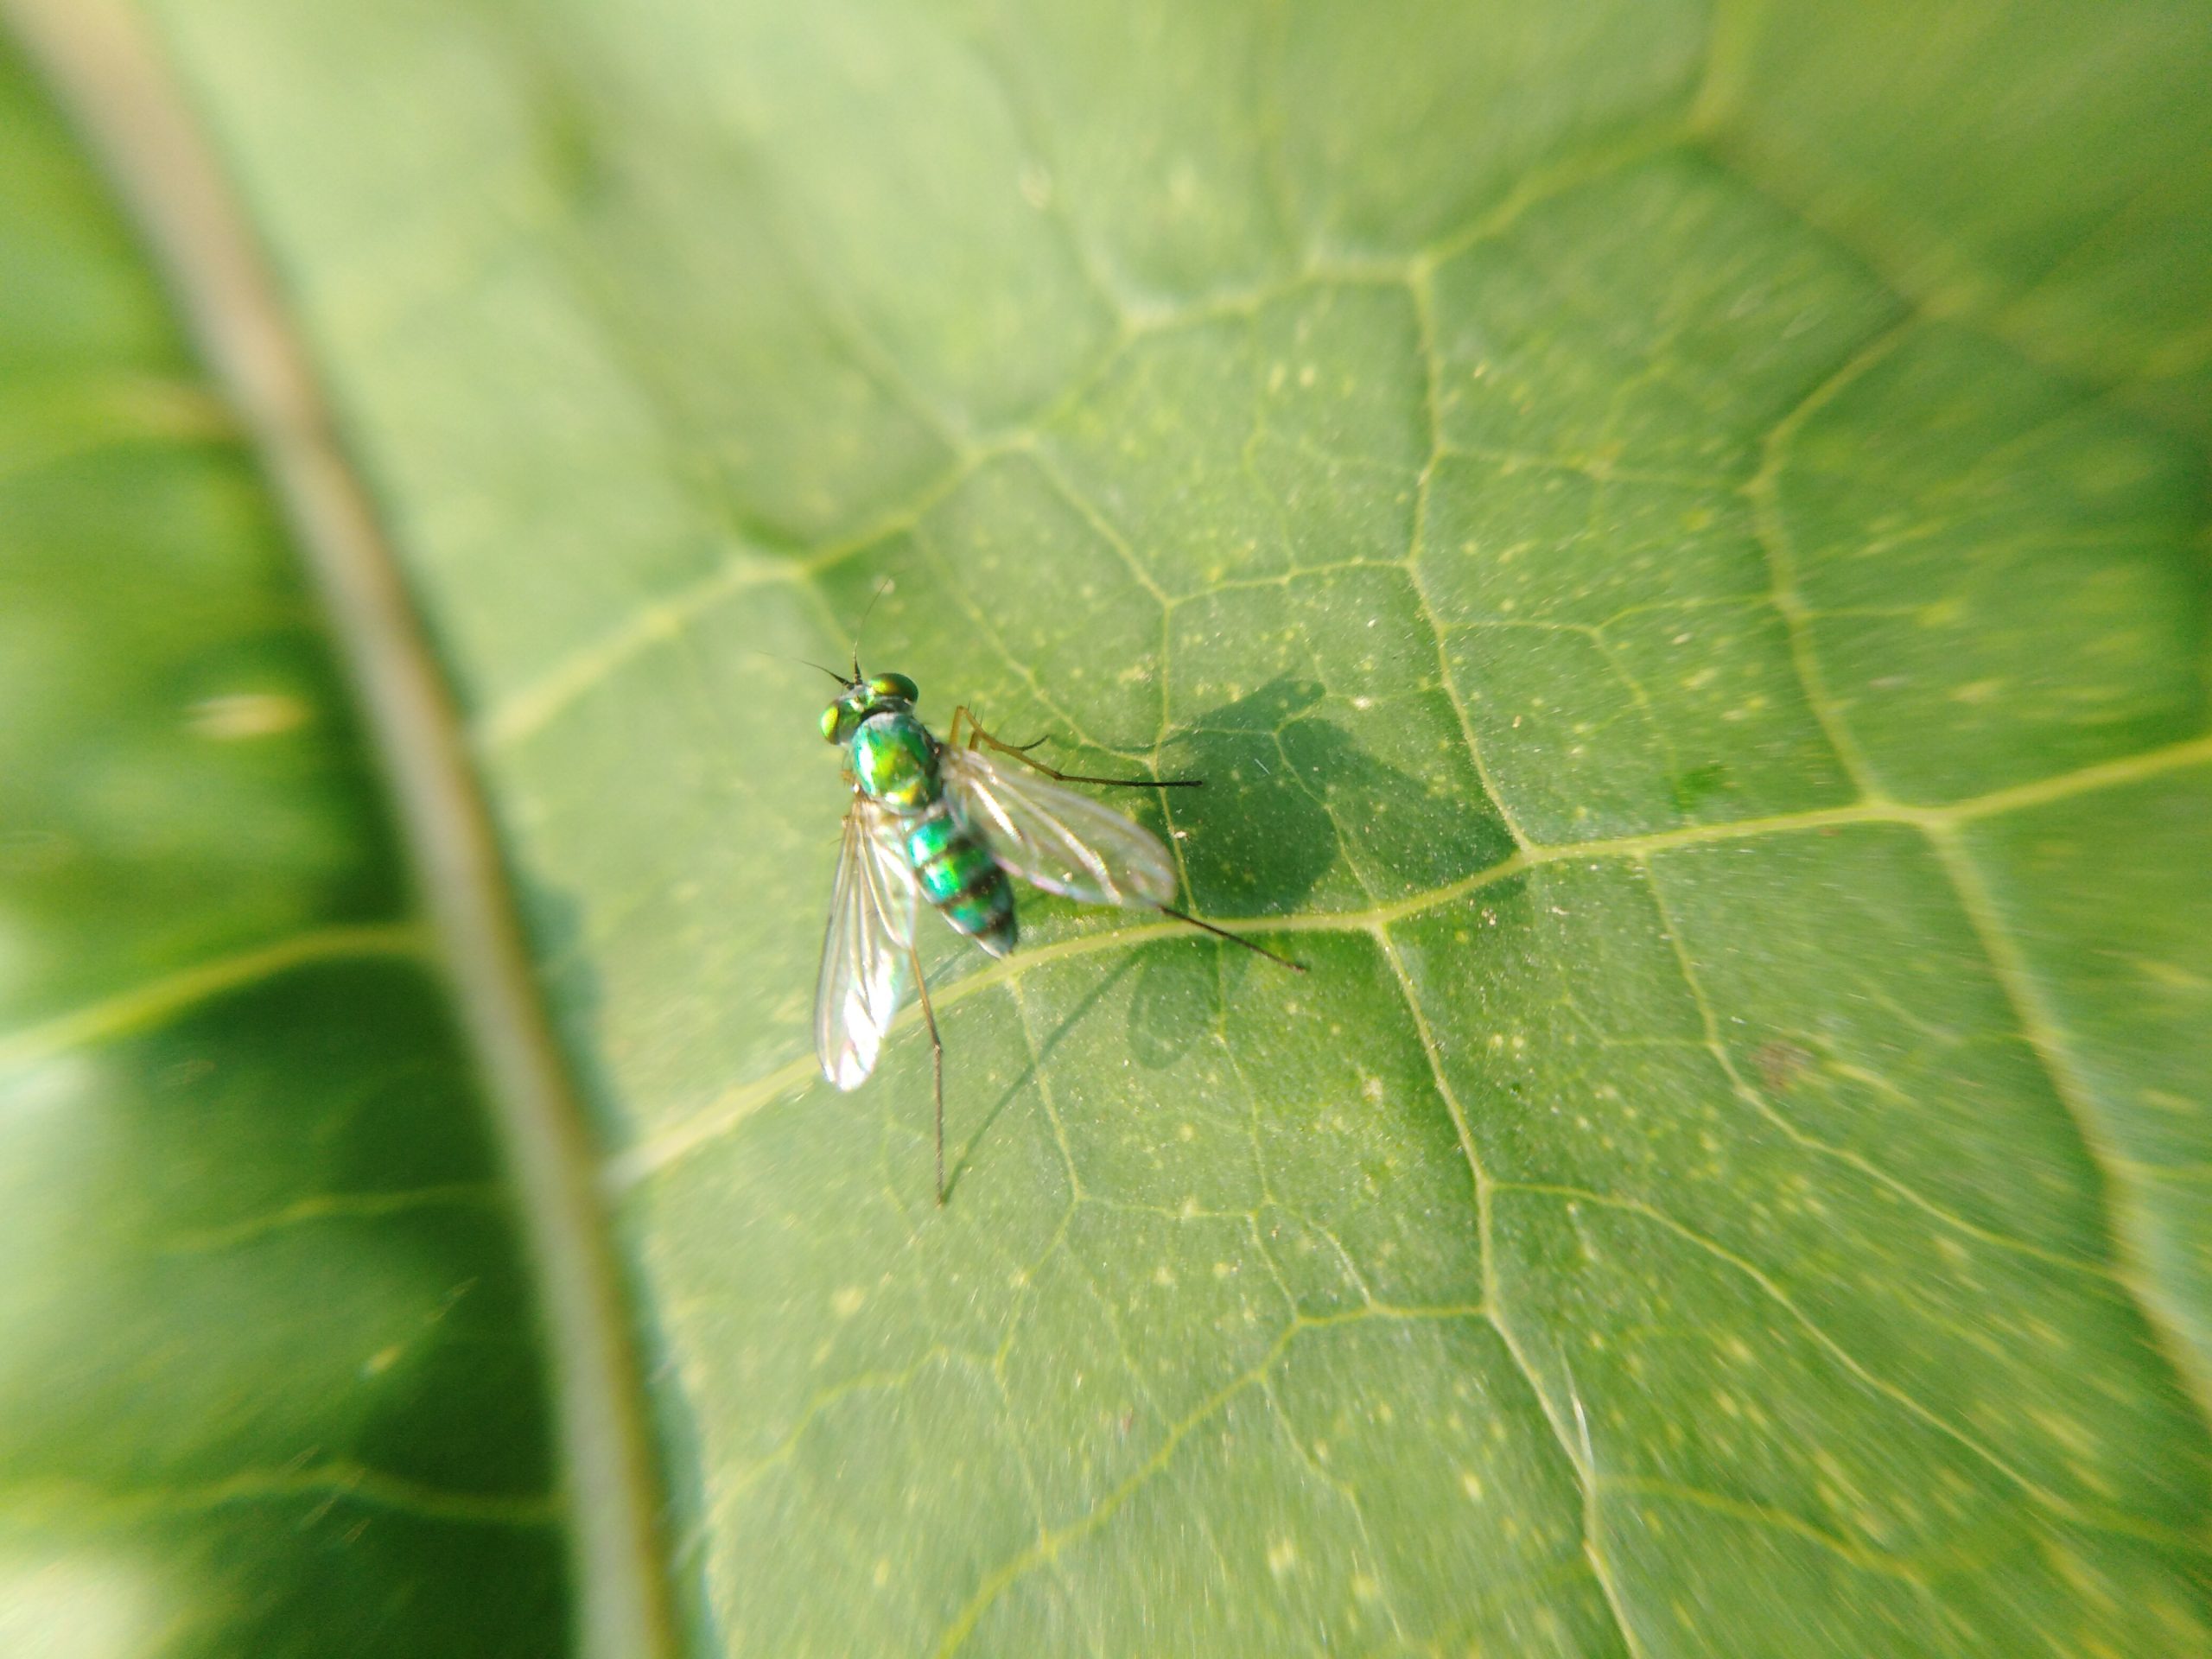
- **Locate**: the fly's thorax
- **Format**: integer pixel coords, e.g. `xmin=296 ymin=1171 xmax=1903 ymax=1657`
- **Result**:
xmin=849 ymin=708 xmax=939 ymax=811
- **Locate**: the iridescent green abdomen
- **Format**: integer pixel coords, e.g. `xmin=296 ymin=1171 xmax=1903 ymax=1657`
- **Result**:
xmin=906 ymin=800 xmax=1016 ymax=956
xmin=849 ymin=710 xmax=1016 ymax=956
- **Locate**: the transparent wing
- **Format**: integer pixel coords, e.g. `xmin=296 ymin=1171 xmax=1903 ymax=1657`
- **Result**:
xmin=942 ymin=746 xmax=1176 ymax=909
xmin=814 ymin=800 xmax=918 ymax=1090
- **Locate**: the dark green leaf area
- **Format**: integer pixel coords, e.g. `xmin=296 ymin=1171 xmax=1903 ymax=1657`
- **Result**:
xmin=0 ymin=969 xmax=565 ymax=1658
xmin=1 ymin=41 xmax=397 ymax=1030
xmin=0 ymin=46 xmax=175 ymax=376
xmin=1 ymin=436 xmax=401 ymax=1025
xmin=3 ymin=969 xmax=543 ymax=1495
xmin=0 ymin=38 xmax=567 ymax=1659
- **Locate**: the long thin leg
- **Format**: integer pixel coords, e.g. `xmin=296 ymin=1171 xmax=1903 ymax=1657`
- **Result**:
xmin=907 ymin=940 xmax=947 ymax=1204
xmin=1155 ymin=904 xmax=1306 ymax=973
xmin=950 ymin=704 xmax=1202 ymax=789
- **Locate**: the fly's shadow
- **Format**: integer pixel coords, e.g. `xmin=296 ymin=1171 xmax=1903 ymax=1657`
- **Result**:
xmin=941 ymin=949 xmax=1141 ymax=1202
xmin=1126 ymin=936 xmax=1224 ymax=1070
xmin=1159 ymin=674 xmax=1509 ymax=914
xmin=1122 ymin=674 xmax=1510 ymax=1068
xmin=1161 ymin=677 xmax=1343 ymax=919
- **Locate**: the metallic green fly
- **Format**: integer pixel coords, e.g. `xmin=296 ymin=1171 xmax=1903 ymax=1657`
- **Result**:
xmin=812 ymin=661 xmax=1303 ymax=1204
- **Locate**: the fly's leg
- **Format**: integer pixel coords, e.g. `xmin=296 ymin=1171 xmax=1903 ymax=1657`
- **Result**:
xmin=907 ymin=939 xmax=947 ymax=1205
xmin=1153 ymin=904 xmax=1306 ymax=973
xmin=944 ymin=708 xmax=1295 ymax=968
xmin=944 ymin=702 xmax=1003 ymax=756
xmin=948 ymin=703 xmax=1202 ymax=789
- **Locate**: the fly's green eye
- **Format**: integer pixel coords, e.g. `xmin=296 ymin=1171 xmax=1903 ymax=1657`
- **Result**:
xmin=868 ymin=672 xmax=918 ymax=703
xmin=819 ymin=705 xmax=844 ymax=744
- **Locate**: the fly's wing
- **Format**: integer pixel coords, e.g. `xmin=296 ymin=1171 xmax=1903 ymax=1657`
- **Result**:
xmin=814 ymin=800 xmax=918 ymax=1090
xmin=942 ymin=746 xmax=1176 ymax=909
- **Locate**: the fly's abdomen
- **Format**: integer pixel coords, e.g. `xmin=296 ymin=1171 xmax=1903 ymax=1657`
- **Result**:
xmin=904 ymin=808 xmax=1016 ymax=957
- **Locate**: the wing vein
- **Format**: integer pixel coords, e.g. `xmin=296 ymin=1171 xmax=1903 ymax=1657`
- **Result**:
xmin=943 ymin=748 xmax=1175 ymax=910
xmin=814 ymin=800 xmax=918 ymax=1089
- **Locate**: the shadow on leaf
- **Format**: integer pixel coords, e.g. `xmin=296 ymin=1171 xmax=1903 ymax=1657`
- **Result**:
xmin=1166 ymin=675 xmax=1508 ymax=914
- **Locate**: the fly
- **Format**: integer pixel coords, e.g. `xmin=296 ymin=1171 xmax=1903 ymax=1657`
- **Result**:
xmin=811 ymin=659 xmax=1303 ymax=1204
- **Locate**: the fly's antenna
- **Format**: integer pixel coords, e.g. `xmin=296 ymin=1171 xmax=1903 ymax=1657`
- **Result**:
xmin=746 ymin=649 xmax=852 ymax=685
xmin=849 ymin=573 xmax=894 ymax=677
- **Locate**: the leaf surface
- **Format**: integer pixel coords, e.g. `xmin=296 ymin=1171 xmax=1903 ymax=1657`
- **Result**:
xmin=29 ymin=0 xmax=2212 ymax=1652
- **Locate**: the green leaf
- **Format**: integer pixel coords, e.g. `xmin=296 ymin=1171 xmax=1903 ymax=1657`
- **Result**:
xmin=16 ymin=0 xmax=2212 ymax=1652
xmin=0 ymin=35 xmax=570 ymax=1657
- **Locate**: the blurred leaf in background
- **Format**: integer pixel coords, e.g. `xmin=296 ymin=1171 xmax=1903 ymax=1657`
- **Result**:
xmin=4 ymin=0 xmax=2211 ymax=1655
xmin=0 ymin=32 xmax=568 ymax=1659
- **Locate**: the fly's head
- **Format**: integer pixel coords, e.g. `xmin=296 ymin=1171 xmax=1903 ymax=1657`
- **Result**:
xmin=819 ymin=668 xmax=920 ymax=746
